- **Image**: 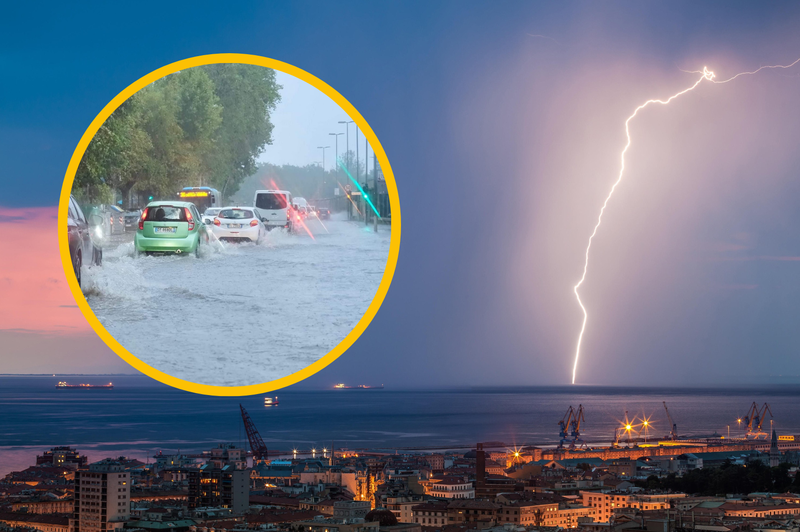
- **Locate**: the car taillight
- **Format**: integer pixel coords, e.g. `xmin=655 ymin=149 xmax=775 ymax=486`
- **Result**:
xmin=296 ymin=215 xmax=301 ymax=221
xmin=250 ymin=219 xmax=259 ymax=227
xmin=139 ymin=208 xmax=148 ymax=230
xmin=213 ymin=218 xmax=220 ymax=226
xmin=185 ymin=207 xmax=194 ymax=230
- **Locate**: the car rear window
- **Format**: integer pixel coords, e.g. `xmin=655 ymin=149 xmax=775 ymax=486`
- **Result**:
xmin=145 ymin=206 xmax=187 ymax=222
xmin=255 ymin=193 xmax=288 ymax=210
xmin=219 ymin=209 xmax=254 ymax=219
xmin=204 ymin=208 xmax=221 ymax=216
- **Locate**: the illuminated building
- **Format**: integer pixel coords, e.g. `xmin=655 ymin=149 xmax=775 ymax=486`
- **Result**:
xmin=37 ymin=447 xmax=87 ymax=470
xmin=581 ymin=491 xmax=686 ymax=523
xmin=71 ymin=460 xmax=130 ymax=532
xmin=187 ymin=464 xmax=249 ymax=514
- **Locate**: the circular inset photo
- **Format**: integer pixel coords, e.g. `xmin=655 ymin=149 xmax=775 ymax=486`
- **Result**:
xmin=58 ymin=54 xmax=400 ymax=395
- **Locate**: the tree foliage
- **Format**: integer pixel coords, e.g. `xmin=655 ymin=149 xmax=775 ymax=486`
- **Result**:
xmin=637 ymin=461 xmax=797 ymax=496
xmin=74 ymin=64 xmax=280 ymax=207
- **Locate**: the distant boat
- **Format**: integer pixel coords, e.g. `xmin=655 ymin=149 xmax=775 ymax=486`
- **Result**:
xmin=333 ymin=384 xmax=384 ymax=390
xmin=56 ymin=381 xmax=113 ymax=389
xmin=264 ymin=396 xmax=279 ymax=406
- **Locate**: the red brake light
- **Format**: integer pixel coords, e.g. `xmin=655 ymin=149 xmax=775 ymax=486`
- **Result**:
xmin=250 ymin=219 xmax=259 ymax=227
xmin=213 ymin=218 xmax=220 ymax=226
xmin=139 ymin=208 xmax=148 ymax=230
xmin=185 ymin=208 xmax=194 ymax=230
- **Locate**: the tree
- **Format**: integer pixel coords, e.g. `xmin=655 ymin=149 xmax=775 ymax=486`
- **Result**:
xmin=74 ymin=64 xmax=280 ymax=207
xmin=202 ymin=64 xmax=282 ymax=197
xmin=74 ymin=96 xmax=151 ymax=205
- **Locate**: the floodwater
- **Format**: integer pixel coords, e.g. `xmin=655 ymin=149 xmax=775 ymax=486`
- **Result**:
xmin=81 ymin=215 xmax=391 ymax=386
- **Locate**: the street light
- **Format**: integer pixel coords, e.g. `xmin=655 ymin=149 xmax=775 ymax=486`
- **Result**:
xmin=317 ymin=146 xmax=330 ymax=171
xmin=338 ymin=120 xmax=354 ymax=167
xmin=329 ymin=133 xmax=343 ymax=166
xmin=317 ymin=147 xmax=330 ymax=198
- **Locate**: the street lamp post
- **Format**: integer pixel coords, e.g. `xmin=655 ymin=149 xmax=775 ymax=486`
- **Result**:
xmin=317 ymin=146 xmax=330 ymax=198
xmin=329 ymin=133 xmax=343 ymax=167
xmin=338 ymin=120 xmax=354 ymax=166
xmin=337 ymin=120 xmax=358 ymax=220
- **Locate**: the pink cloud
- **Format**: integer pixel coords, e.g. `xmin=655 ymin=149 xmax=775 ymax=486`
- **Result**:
xmin=0 ymin=206 xmax=90 ymax=334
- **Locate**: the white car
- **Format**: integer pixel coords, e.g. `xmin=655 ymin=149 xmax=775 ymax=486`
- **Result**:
xmin=202 ymin=208 xmax=222 ymax=226
xmin=211 ymin=207 xmax=266 ymax=243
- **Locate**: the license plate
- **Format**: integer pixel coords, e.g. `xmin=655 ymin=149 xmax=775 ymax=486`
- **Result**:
xmin=154 ymin=226 xmax=177 ymax=234
xmin=228 ymin=224 xmax=242 ymax=229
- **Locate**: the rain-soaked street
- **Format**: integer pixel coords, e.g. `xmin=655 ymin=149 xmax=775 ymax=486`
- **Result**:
xmin=82 ymin=214 xmax=390 ymax=386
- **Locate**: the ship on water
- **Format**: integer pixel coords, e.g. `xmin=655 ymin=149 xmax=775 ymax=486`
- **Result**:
xmin=333 ymin=383 xmax=384 ymax=390
xmin=56 ymin=381 xmax=114 ymax=389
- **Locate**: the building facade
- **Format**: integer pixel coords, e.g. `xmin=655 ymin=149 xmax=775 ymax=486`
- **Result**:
xmin=71 ymin=460 xmax=130 ymax=532
xmin=188 ymin=464 xmax=250 ymax=514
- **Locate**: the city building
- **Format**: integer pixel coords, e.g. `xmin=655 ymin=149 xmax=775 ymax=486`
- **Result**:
xmin=581 ymin=491 xmax=686 ymax=523
xmin=206 ymin=444 xmax=248 ymax=470
xmin=37 ymin=447 xmax=88 ymax=469
xmin=411 ymin=501 xmax=449 ymax=526
xmin=0 ymin=512 xmax=70 ymax=532
xmin=188 ymin=463 xmax=250 ymax=514
xmin=332 ymin=501 xmax=372 ymax=520
xmin=71 ymin=459 xmax=131 ymax=532
xmin=294 ymin=517 xmax=380 ymax=532
xmin=425 ymin=477 xmax=474 ymax=499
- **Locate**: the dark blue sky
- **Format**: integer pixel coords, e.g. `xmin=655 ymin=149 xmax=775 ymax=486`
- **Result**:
xmin=3 ymin=2 xmax=800 ymax=388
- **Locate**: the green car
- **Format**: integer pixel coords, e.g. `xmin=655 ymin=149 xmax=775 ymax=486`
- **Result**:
xmin=134 ymin=201 xmax=208 ymax=256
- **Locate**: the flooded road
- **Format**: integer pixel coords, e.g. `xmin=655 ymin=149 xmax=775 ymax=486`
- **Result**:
xmin=82 ymin=215 xmax=391 ymax=386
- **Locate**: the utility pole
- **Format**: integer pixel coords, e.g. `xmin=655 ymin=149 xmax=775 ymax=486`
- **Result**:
xmin=329 ymin=133 xmax=343 ymax=165
xmin=373 ymin=148 xmax=378 ymax=232
xmin=355 ymin=128 xmax=360 ymax=219
xmin=328 ymin=133 xmax=343 ymax=201
xmin=317 ymin=146 xmax=330 ymax=199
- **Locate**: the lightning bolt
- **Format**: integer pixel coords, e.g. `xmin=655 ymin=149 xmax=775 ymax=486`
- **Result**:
xmin=571 ymin=57 xmax=800 ymax=385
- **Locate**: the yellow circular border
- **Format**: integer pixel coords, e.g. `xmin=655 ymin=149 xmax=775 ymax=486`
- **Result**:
xmin=58 ymin=53 xmax=401 ymax=396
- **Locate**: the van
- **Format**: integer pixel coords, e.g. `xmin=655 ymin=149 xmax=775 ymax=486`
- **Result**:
xmin=253 ymin=189 xmax=293 ymax=231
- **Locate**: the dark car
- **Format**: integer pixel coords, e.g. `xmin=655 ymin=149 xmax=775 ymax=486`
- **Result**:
xmin=123 ymin=209 xmax=142 ymax=231
xmin=67 ymin=196 xmax=102 ymax=287
xmin=318 ymin=207 xmax=331 ymax=220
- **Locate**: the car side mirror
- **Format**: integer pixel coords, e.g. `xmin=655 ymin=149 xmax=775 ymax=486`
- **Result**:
xmin=261 ymin=217 xmax=267 ymax=222
xmin=89 ymin=214 xmax=103 ymax=227
xmin=204 ymin=219 xmax=211 ymax=225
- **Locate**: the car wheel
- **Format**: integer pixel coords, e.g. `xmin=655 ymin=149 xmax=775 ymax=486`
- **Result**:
xmin=74 ymin=251 xmax=82 ymax=288
xmin=195 ymin=240 xmax=201 ymax=258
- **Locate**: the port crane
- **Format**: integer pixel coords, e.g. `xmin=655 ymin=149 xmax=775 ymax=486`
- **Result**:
xmin=558 ymin=405 xmax=586 ymax=449
xmin=663 ymin=402 xmax=678 ymax=441
xmin=240 ymin=404 xmax=269 ymax=462
xmin=743 ymin=402 xmax=773 ymax=439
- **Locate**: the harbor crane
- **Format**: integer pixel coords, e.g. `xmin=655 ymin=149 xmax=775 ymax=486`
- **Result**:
xmin=558 ymin=405 xmax=586 ymax=449
xmin=240 ymin=404 xmax=269 ymax=462
xmin=743 ymin=402 xmax=773 ymax=439
xmin=663 ymin=402 xmax=678 ymax=441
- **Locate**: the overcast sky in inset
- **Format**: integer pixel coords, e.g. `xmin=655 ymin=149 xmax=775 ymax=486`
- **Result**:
xmin=258 ymin=71 xmax=368 ymax=172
